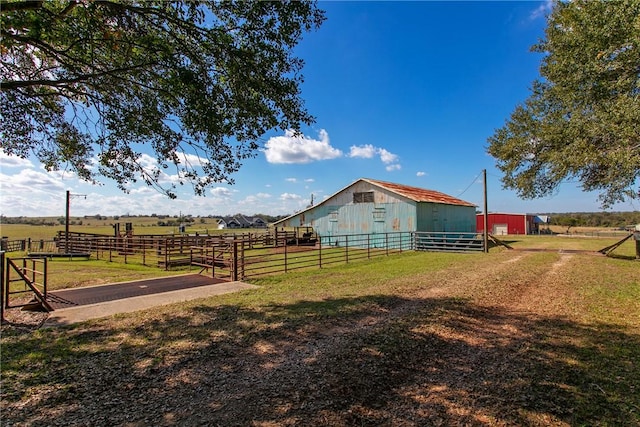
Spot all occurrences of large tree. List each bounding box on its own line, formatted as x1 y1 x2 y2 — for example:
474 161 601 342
487 0 640 208
1 0 324 197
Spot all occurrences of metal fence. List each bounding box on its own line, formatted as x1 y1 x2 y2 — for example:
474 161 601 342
414 232 484 252
1 231 485 281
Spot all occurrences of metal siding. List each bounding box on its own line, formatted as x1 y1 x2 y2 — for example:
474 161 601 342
418 203 476 232
279 181 474 235
476 213 528 235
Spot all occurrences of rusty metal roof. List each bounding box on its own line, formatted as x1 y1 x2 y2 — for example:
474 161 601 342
364 178 476 207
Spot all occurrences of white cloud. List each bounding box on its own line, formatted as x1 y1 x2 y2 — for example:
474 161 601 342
304 178 315 183
210 186 233 198
263 129 342 164
349 144 401 169
0 169 70 216
178 152 210 167
280 192 302 201
378 148 398 164
0 168 66 193
285 177 297 183
530 0 553 20
348 144 377 159
128 187 157 196
416 171 426 177
0 151 34 169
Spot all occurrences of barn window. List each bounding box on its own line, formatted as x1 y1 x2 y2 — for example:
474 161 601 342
329 210 338 221
353 191 374 203
372 208 385 222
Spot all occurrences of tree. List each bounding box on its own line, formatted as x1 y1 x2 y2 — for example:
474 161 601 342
487 0 640 208
1 0 325 198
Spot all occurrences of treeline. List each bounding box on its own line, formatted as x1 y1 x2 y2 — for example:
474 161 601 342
0 213 290 226
549 211 640 228
0 216 62 226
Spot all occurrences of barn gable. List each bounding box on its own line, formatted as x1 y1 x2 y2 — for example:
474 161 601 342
274 178 476 235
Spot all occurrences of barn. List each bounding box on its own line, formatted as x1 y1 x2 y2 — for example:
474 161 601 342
476 213 544 235
273 178 477 236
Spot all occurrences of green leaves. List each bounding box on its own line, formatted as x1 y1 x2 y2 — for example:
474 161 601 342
488 0 640 208
1 0 325 198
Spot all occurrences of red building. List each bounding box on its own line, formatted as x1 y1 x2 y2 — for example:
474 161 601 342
476 213 543 235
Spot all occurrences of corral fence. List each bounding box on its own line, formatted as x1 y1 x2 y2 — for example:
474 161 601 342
1 252 51 320
1 230 485 281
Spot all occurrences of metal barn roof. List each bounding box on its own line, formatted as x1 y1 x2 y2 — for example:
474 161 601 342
363 178 476 207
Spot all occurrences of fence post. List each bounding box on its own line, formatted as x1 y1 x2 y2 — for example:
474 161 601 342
345 235 349 263
210 245 215 278
284 239 288 273
164 239 168 270
232 240 239 281
367 234 371 259
241 239 245 279
386 233 390 255
318 236 323 268
1 251 5 322
43 257 48 299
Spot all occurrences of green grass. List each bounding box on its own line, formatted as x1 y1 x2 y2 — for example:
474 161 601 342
503 234 638 257
2 238 639 425
0 217 237 240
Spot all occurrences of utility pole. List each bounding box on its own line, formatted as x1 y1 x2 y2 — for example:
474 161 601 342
483 169 489 253
65 190 86 254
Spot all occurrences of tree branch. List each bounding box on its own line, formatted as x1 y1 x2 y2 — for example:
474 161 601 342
0 0 43 13
1 61 159 90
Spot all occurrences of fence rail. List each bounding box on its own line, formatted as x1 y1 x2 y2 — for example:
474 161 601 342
2 231 485 283
414 232 484 252
3 256 50 312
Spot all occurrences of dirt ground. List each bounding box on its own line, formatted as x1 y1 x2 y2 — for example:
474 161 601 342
2 250 638 426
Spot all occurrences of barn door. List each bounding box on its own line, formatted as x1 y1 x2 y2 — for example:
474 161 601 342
327 210 338 246
372 208 385 248
493 224 508 236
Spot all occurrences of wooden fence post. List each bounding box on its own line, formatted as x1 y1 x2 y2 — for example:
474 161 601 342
1 251 5 322
232 240 239 281
284 239 288 273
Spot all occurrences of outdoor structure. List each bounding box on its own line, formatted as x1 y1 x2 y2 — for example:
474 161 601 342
476 213 549 235
217 215 267 229
273 178 477 236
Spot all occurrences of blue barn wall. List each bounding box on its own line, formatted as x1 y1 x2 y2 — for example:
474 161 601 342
276 180 476 236
416 203 476 232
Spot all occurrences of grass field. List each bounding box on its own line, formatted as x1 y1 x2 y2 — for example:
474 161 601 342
1 235 639 425
0 216 230 240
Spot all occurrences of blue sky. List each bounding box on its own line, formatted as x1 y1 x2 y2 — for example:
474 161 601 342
1 0 637 218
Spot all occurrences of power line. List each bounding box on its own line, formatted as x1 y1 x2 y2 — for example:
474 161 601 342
457 171 483 198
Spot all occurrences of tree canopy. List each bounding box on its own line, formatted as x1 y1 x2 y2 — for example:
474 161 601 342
1 0 325 198
487 0 640 208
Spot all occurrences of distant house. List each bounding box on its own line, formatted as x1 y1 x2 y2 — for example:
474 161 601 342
476 213 550 235
217 215 267 229
217 216 242 229
272 178 477 236
245 216 268 228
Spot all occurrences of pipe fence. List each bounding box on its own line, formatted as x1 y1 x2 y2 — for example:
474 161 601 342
2 231 485 282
